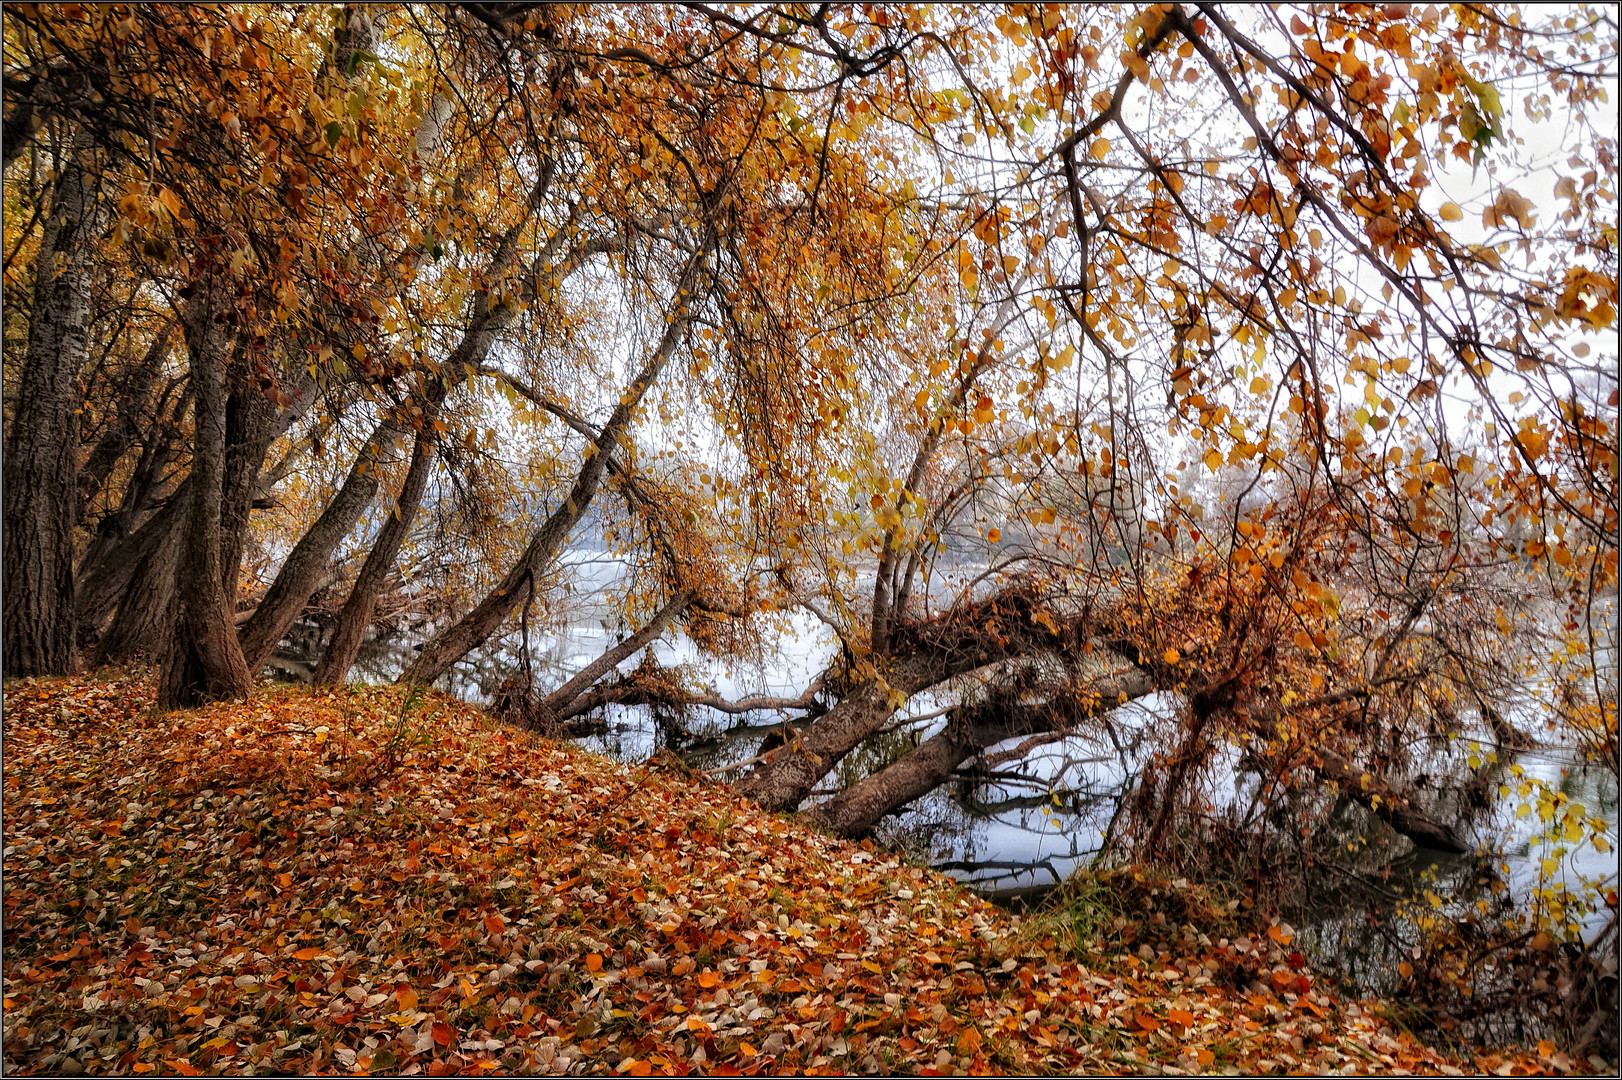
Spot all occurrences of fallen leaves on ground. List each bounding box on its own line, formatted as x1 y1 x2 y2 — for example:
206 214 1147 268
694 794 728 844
1 673 1588 1075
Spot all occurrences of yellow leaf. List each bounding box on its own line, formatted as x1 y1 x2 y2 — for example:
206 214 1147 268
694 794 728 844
1090 137 1110 160
1439 202 1464 222
1163 648 1180 664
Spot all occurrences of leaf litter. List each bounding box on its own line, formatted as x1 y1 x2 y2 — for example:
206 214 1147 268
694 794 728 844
1 673 1585 1076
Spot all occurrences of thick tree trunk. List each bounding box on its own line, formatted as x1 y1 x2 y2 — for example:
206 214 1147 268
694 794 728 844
158 287 255 708
734 590 1070 812
74 480 188 643
219 365 278 601
313 419 439 684
1312 744 1469 853
403 247 708 686
3 152 99 677
806 668 1156 837
93 532 180 665
236 417 397 671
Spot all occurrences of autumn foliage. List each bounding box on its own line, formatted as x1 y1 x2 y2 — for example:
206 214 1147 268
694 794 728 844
2 1 1618 1068
0 672 1594 1076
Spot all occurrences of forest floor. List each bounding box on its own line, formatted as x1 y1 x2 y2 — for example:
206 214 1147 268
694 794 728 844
0 672 1588 1076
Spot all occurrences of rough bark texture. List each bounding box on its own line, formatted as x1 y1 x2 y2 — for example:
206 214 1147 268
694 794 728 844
93 531 180 665
236 417 396 672
219 365 278 600
734 590 1073 812
806 668 1157 837
403 247 708 686
3 153 98 677
312 419 438 685
74 481 188 642
159 287 255 708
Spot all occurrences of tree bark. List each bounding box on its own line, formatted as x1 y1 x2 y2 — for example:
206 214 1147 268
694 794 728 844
312 417 439 685
235 417 398 671
402 245 709 686
158 286 255 707
806 668 1156 837
3 150 100 677
535 590 695 718
78 324 173 514
1312 743 1469 853
218 360 279 601
734 589 1073 812
74 479 188 642
93 530 180 665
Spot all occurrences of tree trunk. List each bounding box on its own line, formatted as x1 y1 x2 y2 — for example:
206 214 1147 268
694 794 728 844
2 151 99 677
313 418 439 685
158 286 254 708
236 417 397 671
1312 743 1468 853
74 480 188 642
93 531 180 665
535 590 695 718
806 668 1156 837
219 360 278 602
734 590 1071 812
403 246 708 686
78 324 173 513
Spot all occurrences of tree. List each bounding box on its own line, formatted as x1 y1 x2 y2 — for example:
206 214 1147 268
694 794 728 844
4 4 1614 894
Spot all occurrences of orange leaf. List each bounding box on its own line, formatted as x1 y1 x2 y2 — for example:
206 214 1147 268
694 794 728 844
132 1066 154 1074
275 873 292 889
1133 1013 1161 1033
396 986 418 1011
628 1061 653 1076
1168 1008 1195 1027
739 1042 758 1057
585 953 603 973
292 947 321 961
167 1061 202 1077
695 970 719 988
431 1021 454 1047
1267 923 1294 945
484 913 506 936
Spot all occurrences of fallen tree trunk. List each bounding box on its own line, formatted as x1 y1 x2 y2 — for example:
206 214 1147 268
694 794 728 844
734 589 1081 813
533 590 695 720
1313 742 1469 853
805 667 1156 837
